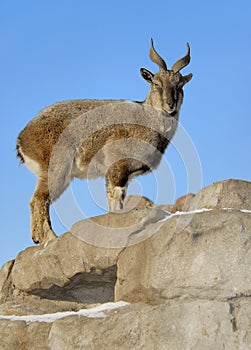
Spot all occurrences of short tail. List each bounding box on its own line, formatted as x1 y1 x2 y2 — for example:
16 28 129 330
16 143 24 165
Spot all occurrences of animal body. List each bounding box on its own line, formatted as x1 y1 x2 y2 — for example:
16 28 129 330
16 39 192 245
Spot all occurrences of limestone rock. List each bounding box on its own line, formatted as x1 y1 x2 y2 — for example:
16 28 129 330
0 300 250 349
70 206 168 248
0 207 169 306
188 178 251 210
0 294 89 316
46 301 244 350
171 192 195 212
124 195 154 210
115 209 251 303
159 193 195 213
0 179 251 349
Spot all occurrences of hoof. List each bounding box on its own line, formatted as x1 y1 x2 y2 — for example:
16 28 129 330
32 232 41 245
32 229 57 246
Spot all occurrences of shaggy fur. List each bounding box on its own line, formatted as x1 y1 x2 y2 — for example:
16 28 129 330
16 40 192 244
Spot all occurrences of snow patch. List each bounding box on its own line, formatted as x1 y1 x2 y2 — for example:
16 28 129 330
163 208 251 217
240 209 251 214
0 301 129 324
170 208 213 216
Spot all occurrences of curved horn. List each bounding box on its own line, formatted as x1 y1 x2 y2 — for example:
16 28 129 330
171 43 191 73
149 38 167 71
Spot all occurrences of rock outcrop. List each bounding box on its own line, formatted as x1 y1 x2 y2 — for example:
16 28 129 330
0 179 251 349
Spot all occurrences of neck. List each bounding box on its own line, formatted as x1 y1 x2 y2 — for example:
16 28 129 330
143 96 181 121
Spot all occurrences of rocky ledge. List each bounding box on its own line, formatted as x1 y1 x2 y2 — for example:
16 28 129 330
0 179 251 349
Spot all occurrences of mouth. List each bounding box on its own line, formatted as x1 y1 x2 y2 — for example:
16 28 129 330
163 104 176 115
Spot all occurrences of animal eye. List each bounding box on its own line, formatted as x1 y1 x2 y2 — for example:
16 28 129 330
153 81 161 88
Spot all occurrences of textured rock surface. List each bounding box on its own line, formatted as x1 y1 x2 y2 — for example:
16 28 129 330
0 207 168 305
0 300 250 349
0 179 250 349
116 209 251 303
124 195 154 210
188 178 251 211
159 193 195 213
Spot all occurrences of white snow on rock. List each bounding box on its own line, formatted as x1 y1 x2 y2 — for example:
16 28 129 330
0 301 129 324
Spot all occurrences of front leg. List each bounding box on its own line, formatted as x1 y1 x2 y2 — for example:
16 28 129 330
105 163 128 212
30 178 57 245
106 182 127 212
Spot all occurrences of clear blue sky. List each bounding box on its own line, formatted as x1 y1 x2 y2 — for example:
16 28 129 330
1 0 251 267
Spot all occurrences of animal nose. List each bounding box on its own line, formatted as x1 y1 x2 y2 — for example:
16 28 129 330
164 99 175 109
163 99 176 114
163 97 175 109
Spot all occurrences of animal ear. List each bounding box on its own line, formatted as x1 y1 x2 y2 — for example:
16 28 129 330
140 68 154 83
183 73 193 85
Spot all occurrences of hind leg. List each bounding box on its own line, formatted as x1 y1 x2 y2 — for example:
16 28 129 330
30 177 57 245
